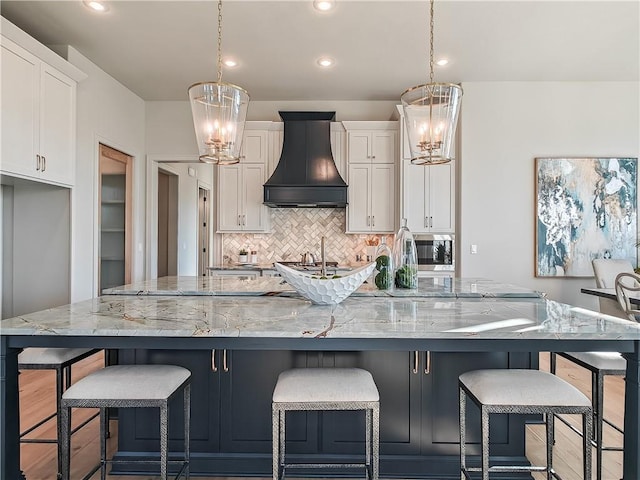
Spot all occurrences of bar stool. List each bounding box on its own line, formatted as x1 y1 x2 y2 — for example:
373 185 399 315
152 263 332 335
18 347 101 476
459 369 592 480
60 364 191 480
272 368 379 480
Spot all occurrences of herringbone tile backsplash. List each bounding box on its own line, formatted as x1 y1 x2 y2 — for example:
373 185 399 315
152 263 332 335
222 208 392 265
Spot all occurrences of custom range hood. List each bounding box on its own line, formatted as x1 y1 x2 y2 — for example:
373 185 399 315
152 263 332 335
263 111 347 207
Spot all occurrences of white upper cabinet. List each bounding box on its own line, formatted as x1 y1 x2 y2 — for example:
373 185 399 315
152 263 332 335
402 159 455 233
1 33 79 187
217 125 271 233
343 122 398 233
346 129 396 164
240 130 268 164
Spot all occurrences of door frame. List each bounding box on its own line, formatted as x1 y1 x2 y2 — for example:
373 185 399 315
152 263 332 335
146 155 220 280
92 136 136 297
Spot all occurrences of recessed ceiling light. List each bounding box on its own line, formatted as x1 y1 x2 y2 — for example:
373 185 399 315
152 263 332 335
313 0 335 12
83 1 108 12
224 59 238 68
317 57 334 68
436 59 449 66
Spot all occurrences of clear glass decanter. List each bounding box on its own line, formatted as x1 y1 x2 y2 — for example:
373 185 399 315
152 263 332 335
374 236 394 291
393 218 418 289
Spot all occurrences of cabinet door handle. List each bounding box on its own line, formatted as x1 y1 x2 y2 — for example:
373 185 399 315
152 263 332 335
425 217 428 228
223 349 229 372
211 350 218 372
366 215 370 226
36 154 41 171
371 155 376 160
243 214 246 226
372 215 375 227
412 350 419 374
41 156 46 172
424 351 431 375
430 216 433 228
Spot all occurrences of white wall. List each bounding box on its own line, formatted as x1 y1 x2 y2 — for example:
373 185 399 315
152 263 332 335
459 81 640 308
67 47 146 302
145 100 399 152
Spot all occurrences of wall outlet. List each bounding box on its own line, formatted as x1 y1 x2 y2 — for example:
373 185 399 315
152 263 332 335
470 244 478 254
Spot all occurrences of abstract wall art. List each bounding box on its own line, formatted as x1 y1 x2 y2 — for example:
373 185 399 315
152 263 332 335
535 157 637 277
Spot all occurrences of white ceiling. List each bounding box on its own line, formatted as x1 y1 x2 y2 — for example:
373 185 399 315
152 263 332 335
1 0 638 102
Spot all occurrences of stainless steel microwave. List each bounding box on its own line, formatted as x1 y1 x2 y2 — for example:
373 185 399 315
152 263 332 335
413 234 455 271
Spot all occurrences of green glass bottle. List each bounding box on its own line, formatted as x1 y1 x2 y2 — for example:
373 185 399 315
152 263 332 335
393 219 418 289
374 236 394 291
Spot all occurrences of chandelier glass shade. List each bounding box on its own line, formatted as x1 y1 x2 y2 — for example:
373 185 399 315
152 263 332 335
401 0 462 165
400 82 462 165
188 81 249 164
188 0 249 165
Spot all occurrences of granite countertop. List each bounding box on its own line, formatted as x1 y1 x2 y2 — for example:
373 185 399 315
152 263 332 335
101 276 546 299
2 294 639 341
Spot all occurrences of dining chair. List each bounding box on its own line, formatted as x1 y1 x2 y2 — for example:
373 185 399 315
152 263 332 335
614 271 640 321
549 258 632 480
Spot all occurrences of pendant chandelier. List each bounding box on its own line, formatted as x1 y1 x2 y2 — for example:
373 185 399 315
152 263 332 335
188 0 249 165
400 0 462 165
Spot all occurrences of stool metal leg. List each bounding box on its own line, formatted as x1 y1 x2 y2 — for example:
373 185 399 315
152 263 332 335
160 403 168 480
459 387 466 480
100 408 107 480
372 404 379 480
272 405 280 480
481 406 489 480
546 410 554 480
279 407 286 476
595 372 604 480
60 405 71 480
184 384 191 480
366 408 372 478
583 410 593 480
56 366 66 478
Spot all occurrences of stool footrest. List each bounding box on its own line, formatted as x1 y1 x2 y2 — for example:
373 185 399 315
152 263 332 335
284 463 367 469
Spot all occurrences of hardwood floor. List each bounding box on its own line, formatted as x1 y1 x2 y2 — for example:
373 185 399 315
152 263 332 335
20 352 624 480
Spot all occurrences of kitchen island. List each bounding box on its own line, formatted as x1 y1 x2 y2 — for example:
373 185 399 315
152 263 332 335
1 280 639 479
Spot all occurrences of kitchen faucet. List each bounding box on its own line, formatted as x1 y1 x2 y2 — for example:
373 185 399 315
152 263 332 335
320 236 326 278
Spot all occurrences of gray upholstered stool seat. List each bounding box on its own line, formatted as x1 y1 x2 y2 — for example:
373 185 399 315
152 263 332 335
558 351 626 374
60 364 191 480
459 369 592 480
18 347 101 477
272 368 379 480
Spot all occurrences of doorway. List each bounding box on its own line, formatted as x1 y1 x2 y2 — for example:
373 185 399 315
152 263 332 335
99 144 132 292
157 169 178 277
198 186 211 276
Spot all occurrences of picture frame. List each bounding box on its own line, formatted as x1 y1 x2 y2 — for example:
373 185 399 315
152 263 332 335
535 157 637 277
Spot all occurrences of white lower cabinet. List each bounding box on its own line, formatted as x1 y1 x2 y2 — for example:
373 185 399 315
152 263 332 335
1 36 76 186
217 163 270 232
347 164 395 233
402 159 454 233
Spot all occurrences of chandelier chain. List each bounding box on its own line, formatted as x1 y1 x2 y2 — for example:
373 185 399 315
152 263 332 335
217 0 223 83
429 0 434 83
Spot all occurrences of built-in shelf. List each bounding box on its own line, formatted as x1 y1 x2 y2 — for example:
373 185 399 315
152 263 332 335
101 228 125 233
101 199 125 204
101 256 125 262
